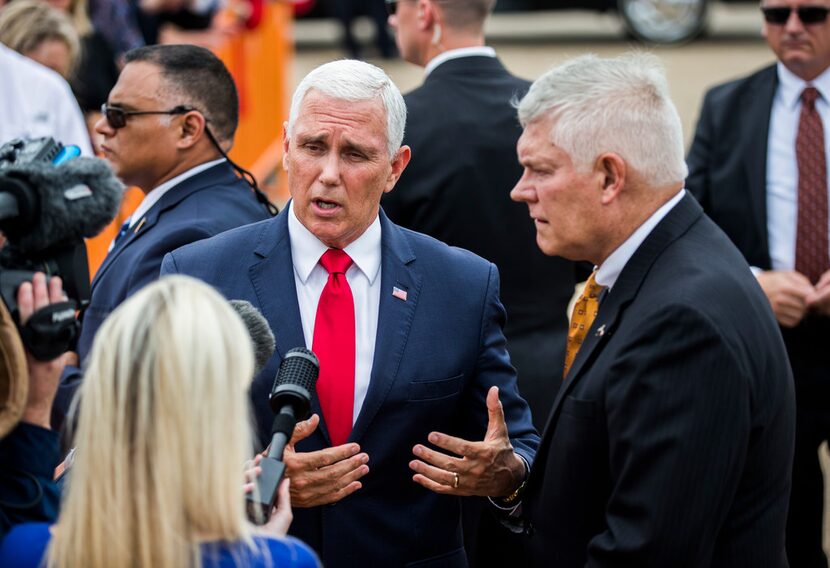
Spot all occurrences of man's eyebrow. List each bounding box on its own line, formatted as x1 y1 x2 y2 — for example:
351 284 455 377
341 138 379 157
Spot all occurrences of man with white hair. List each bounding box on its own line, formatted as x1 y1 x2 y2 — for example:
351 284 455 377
510 53 794 566
161 59 538 567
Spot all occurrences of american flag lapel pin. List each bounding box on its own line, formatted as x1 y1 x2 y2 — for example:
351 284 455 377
392 286 408 301
595 324 606 337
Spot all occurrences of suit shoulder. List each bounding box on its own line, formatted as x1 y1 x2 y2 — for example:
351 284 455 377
169 215 274 264
701 65 775 107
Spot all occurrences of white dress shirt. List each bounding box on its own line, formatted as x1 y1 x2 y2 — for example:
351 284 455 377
424 46 497 77
596 189 686 290
766 62 830 271
288 201 382 425
0 44 93 156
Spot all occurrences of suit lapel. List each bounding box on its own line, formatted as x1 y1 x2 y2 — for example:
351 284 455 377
741 65 777 266
528 194 705 491
350 212 421 444
91 163 239 292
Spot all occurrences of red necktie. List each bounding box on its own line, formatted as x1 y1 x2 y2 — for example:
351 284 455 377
312 249 355 446
796 87 830 285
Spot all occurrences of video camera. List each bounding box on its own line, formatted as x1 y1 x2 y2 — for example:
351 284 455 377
0 137 123 360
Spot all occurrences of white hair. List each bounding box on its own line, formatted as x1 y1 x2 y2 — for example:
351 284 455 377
517 52 688 187
287 59 407 158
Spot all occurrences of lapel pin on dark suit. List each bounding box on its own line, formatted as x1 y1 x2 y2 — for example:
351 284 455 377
595 324 606 337
392 286 407 301
133 217 147 235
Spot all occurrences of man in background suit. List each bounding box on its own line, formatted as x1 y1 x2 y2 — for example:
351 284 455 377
161 59 538 567
686 2 830 564
384 0 577 432
511 53 794 566
54 44 272 423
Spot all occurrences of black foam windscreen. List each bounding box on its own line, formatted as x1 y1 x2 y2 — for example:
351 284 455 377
269 347 319 420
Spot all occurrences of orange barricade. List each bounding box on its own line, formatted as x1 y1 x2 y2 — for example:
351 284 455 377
85 2 293 278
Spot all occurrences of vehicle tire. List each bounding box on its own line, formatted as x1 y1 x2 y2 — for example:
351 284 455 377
617 0 707 44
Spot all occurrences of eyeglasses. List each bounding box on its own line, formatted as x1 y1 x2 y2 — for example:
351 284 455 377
761 5 830 24
384 0 413 16
100 103 194 129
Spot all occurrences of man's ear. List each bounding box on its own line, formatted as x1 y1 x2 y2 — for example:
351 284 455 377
282 122 290 170
385 146 412 193
596 153 626 205
178 111 206 149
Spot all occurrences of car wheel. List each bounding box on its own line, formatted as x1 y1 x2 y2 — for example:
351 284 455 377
617 0 707 44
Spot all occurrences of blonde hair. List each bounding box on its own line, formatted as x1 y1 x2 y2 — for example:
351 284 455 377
63 0 93 37
0 0 80 77
49 275 258 568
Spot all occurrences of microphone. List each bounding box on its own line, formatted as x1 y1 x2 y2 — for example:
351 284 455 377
0 155 124 254
229 300 275 375
247 347 319 523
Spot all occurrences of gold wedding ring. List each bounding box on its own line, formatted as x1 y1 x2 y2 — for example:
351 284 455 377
452 473 459 489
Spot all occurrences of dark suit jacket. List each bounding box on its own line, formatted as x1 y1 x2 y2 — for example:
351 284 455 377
523 194 794 566
54 162 271 423
0 424 61 540
160 207 539 567
686 65 830 405
382 55 577 426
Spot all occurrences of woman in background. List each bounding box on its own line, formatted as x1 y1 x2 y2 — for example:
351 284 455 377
0 0 79 78
0 275 318 568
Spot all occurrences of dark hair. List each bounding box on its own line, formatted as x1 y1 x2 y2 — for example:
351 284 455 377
125 44 239 143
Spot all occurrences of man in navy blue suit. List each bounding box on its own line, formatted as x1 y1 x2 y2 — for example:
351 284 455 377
54 45 272 423
161 59 538 567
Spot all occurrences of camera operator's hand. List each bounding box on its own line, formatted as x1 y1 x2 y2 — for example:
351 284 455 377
18 273 70 429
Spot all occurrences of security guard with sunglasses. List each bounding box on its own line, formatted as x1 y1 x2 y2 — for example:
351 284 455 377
52 44 274 427
687 2 830 566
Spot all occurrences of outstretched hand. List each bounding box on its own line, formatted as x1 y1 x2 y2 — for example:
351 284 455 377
409 386 525 497
283 413 370 507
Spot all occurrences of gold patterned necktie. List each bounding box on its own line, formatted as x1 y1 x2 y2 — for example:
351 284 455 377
564 272 604 378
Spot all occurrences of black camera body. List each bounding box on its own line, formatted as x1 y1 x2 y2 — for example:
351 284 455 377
0 137 123 360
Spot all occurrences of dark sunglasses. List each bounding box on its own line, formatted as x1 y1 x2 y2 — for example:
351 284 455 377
100 103 194 129
384 0 412 16
761 5 830 24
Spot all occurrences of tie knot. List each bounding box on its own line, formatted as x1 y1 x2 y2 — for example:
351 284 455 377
803 87 821 107
583 272 604 300
320 249 353 275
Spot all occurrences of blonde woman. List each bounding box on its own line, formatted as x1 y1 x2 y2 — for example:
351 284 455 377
0 275 319 568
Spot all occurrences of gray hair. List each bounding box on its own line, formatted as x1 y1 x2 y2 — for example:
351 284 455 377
287 59 407 158
517 52 688 187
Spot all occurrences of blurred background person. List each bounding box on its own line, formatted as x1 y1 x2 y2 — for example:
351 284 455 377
0 0 79 78
45 0 120 138
330 0 395 59
686 0 830 564
0 275 319 568
0 15 91 153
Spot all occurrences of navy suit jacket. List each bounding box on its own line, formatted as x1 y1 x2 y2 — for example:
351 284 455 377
686 64 830 404
54 162 271 424
160 207 538 567
523 194 795 566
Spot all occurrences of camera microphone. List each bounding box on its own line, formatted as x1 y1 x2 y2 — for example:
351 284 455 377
247 347 319 523
0 155 124 254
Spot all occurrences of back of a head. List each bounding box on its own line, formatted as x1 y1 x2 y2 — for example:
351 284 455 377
439 0 495 32
51 275 256 568
287 59 407 158
0 0 80 77
517 52 688 187
124 44 240 145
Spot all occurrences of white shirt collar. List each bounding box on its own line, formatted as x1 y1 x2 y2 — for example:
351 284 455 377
595 189 686 290
128 158 226 228
776 61 830 110
287 200 382 285
424 46 496 77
